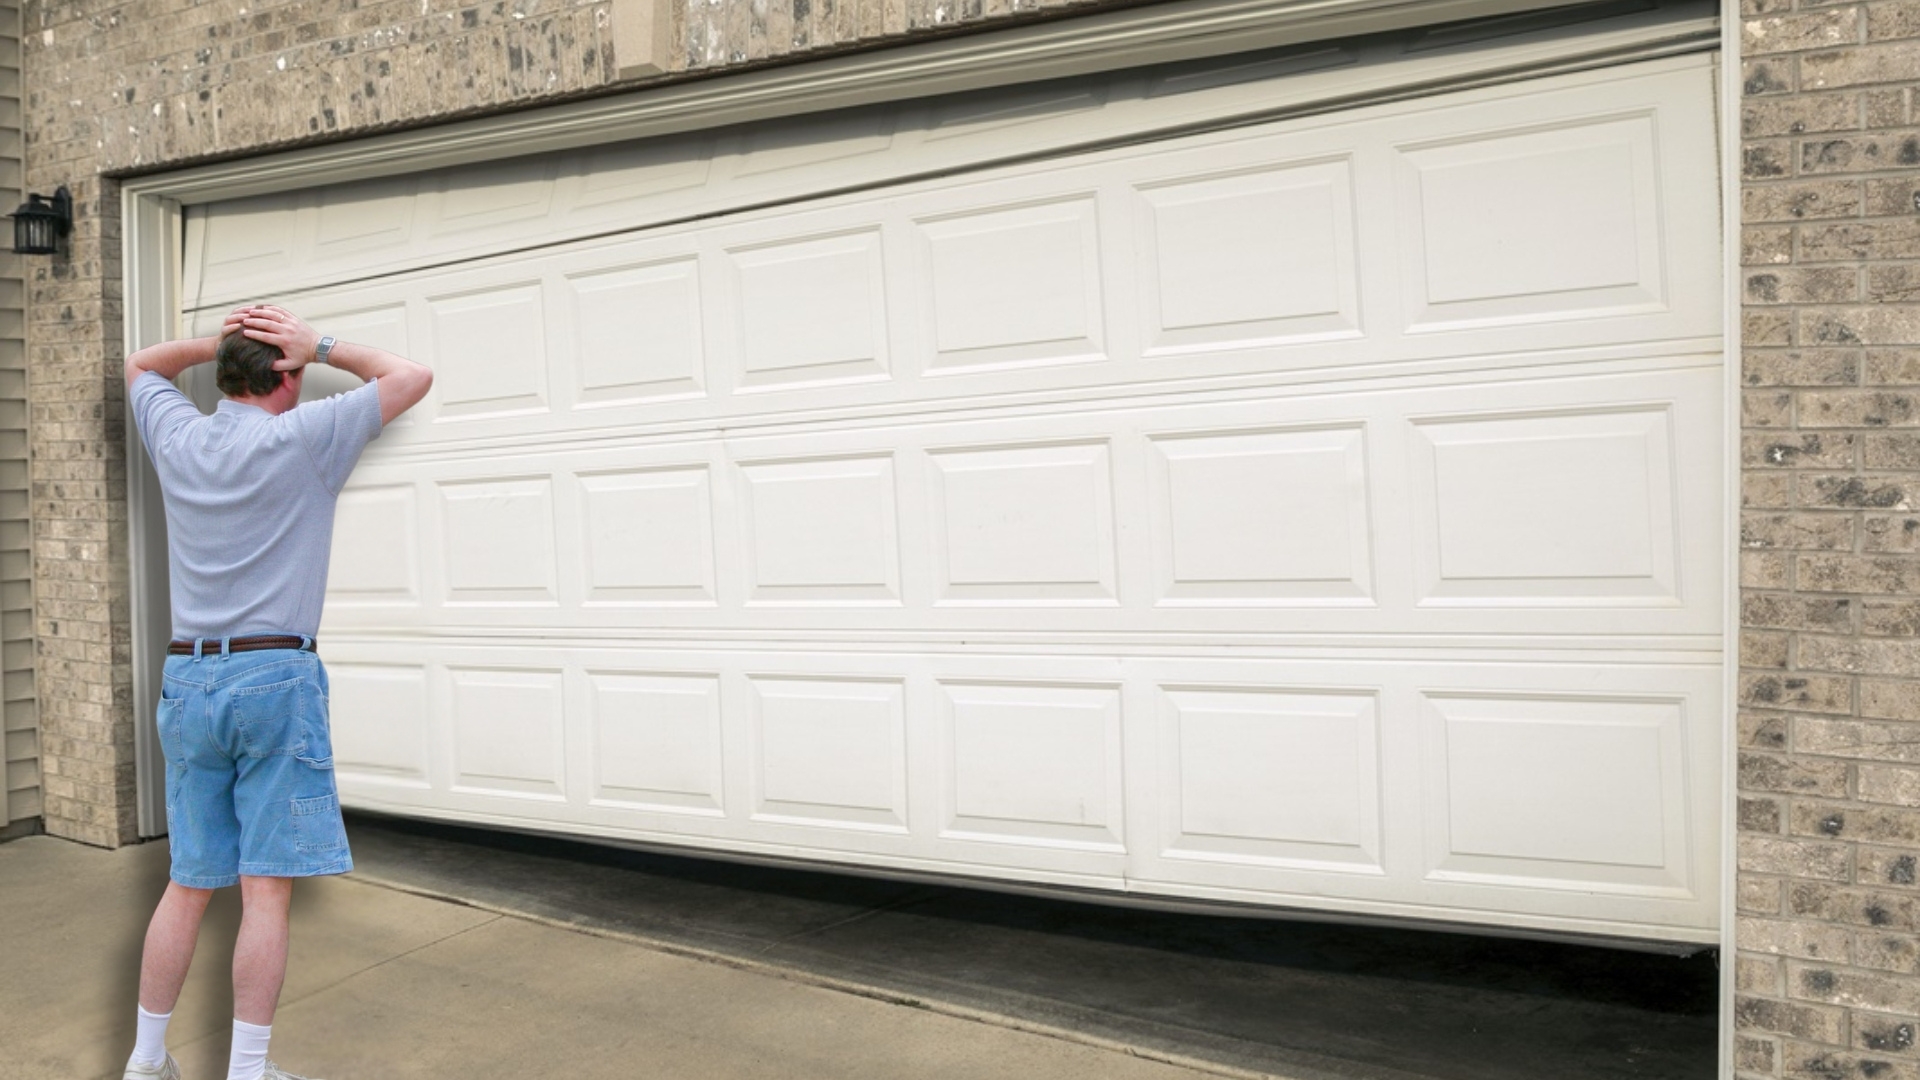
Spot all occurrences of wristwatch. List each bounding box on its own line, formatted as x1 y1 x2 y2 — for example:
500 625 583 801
315 335 337 365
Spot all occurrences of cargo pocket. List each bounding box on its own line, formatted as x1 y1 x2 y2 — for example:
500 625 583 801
232 677 310 759
291 792 348 855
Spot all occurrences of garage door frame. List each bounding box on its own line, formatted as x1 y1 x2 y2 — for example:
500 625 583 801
119 0 1744 1070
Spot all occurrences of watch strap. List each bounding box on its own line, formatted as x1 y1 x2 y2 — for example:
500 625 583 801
315 335 337 365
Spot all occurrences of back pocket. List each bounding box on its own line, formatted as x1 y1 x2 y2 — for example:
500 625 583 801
231 677 310 759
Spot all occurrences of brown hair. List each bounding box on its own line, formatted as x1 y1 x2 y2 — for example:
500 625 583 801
215 332 286 398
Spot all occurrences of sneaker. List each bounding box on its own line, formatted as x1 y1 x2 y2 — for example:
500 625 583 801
123 1055 180 1080
262 1062 321 1080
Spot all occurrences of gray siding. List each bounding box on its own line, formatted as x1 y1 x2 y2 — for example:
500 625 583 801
0 0 34 830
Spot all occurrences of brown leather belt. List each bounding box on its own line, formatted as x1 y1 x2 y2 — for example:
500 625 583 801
167 635 316 656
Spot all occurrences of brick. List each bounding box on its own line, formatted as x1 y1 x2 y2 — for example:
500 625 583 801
1738 994 1850 1043
1740 1033 1783 1073
1800 130 1920 176
1804 40 1920 89
1743 672 1854 713
1796 717 1920 762
1866 0 1920 41
1864 434 1920 470
1865 175 1920 216
1865 347 1920 383
1749 268 1862 304
1752 311 1798 346
1748 471 1796 508
1742 593 1851 632
1741 954 1788 996
1749 550 1793 588
1747 92 1863 138
1747 179 1866 222
1744 794 1787 832
1751 511 1850 549
1749 9 1862 53
1801 390 1920 426
1791 801 1920 844
1744 349 1862 386
1792 962 1920 1013
1746 711 1792 750
1863 515 1920 553
1865 601 1920 637
1741 916 1856 960
1781 1042 1920 1080
1854 1015 1918 1054
1748 630 1793 669
1743 834 1855 881
1860 846 1920 888
1799 636 1920 677
1799 474 1909 508
1747 389 1797 428
1745 875 1788 914
1747 224 1798 265
1862 679 1920 721
1868 268 1920 306
1747 58 1800 96
1802 219 1920 262
1797 554 1920 593
1746 750 1853 795
1789 881 1920 930
1864 87 1912 127
1800 307 1920 347
1854 932 1920 973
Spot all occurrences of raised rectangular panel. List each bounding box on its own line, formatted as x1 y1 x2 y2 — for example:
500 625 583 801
1398 114 1665 330
579 468 716 605
1411 407 1679 603
191 195 298 296
1137 159 1360 351
939 682 1123 850
929 441 1116 604
429 283 550 419
428 157 555 236
313 177 417 260
567 258 705 406
918 198 1105 371
728 230 889 389
328 664 429 788
738 454 899 604
439 477 558 604
450 668 566 800
750 676 906 831
1423 693 1692 896
1161 687 1381 871
573 138 712 208
731 112 894 177
1148 426 1372 604
588 672 723 813
328 485 419 604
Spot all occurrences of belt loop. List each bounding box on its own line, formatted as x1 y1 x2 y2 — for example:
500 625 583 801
220 635 232 659
192 637 205 660
300 635 313 653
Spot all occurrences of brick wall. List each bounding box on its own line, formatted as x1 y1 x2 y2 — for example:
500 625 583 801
1736 0 1920 1073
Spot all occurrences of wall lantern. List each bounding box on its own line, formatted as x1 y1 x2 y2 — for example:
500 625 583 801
9 187 72 255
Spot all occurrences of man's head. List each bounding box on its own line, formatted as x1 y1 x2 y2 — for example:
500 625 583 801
215 331 287 398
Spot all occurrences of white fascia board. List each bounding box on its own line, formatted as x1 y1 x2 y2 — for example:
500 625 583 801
123 0 1622 205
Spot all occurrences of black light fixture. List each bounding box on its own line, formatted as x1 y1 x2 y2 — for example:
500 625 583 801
9 187 72 255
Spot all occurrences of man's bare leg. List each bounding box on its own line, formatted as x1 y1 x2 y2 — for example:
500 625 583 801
139 882 214 1012
227 876 294 1080
129 882 214 1074
233 875 293 1025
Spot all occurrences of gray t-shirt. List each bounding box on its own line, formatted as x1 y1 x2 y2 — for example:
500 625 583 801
131 371 383 640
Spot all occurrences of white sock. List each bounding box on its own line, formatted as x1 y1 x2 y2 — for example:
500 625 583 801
130 1005 171 1068
226 1018 272 1080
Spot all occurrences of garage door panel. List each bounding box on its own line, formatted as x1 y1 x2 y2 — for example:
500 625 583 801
325 363 1718 637
322 643 1719 937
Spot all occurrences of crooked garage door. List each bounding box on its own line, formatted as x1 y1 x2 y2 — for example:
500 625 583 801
176 39 1725 942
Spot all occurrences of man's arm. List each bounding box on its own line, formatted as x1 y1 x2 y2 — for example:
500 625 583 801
123 307 250 389
240 305 434 425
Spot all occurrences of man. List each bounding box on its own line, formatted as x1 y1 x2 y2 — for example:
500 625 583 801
121 305 433 1080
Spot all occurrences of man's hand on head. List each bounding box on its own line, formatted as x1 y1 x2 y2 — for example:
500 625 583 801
235 306 322 372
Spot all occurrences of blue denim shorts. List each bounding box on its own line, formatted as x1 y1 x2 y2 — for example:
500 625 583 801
157 645 352 888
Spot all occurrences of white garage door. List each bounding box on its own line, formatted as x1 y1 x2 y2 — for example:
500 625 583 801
178 42 1724 942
